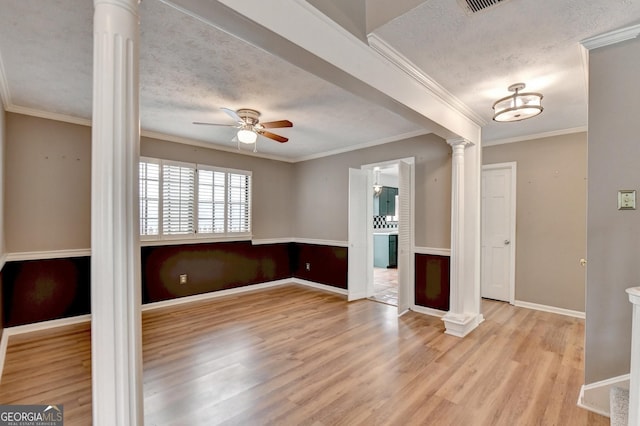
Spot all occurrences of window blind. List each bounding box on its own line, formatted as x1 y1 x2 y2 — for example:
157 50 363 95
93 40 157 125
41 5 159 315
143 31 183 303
139 160 160 236
162 162 195 236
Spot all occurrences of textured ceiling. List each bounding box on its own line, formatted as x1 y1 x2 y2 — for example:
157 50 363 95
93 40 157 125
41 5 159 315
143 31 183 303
376 0 640 142
0 0 639 160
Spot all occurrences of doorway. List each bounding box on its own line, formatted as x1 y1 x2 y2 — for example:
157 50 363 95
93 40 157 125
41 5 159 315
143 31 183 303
481 162 516 303
348 158 414 315
370 164 400 306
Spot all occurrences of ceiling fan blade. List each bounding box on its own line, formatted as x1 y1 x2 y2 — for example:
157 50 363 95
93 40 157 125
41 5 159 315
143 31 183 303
221 107 243 123
258 130 288 143
260 120 293 129
193 121 236 127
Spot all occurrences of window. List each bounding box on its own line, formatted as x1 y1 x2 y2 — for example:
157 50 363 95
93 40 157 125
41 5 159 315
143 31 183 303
139 160 160 236
139 158 252 240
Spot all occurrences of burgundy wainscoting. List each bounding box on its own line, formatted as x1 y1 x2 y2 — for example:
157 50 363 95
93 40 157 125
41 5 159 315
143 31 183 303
415 253 450 311
141 241 292 303
2 257 91 327
290 243 348 289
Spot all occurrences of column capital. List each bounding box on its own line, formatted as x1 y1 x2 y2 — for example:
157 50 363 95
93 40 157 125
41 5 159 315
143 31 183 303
446 137 473 148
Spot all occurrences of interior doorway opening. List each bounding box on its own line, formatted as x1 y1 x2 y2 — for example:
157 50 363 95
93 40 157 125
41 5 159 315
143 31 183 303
353 158 414 315
369 163 400 306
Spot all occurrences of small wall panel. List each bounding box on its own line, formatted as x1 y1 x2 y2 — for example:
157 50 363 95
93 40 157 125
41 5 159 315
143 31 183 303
141 241 292 303
2 257 90 327
291 243 348 289
415 253 450 311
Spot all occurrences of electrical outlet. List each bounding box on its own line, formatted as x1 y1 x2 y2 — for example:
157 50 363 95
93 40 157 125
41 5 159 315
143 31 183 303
179 274 188 285
305 262 311 271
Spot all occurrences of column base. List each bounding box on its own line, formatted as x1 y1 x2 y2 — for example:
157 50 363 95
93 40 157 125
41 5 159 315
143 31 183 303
442 312 485 338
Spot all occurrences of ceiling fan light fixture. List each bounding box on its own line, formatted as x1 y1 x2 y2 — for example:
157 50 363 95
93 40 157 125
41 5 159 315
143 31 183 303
237 127 257 144
493 83 543 122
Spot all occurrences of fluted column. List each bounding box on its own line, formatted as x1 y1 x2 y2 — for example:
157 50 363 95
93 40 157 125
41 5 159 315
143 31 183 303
91 1 143 425
442 137 483 337
627 287 640 426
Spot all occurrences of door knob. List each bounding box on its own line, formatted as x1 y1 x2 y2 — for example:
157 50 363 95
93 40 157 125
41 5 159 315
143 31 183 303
504 240 511 245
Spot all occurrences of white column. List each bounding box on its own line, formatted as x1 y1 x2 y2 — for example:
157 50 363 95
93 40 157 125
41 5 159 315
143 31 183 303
442 137 483 337
91 1 143 425
627 287 640 426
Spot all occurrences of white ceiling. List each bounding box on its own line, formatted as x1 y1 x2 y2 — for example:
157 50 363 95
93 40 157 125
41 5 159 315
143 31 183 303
0 0 639 161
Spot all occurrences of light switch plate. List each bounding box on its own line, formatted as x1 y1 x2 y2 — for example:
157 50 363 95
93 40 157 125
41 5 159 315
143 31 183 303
618 190 636 210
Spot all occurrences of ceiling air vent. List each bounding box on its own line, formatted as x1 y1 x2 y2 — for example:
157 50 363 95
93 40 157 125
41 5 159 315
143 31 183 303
457 0 509 14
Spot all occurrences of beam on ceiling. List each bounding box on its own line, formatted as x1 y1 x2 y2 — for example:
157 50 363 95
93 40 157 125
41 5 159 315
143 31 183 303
161 0 481 144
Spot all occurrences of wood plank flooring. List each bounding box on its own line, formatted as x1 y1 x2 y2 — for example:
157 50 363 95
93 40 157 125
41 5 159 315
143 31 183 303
0 284 607 425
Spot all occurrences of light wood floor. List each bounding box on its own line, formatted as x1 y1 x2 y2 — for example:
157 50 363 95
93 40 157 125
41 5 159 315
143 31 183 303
371 267 398 306
0 284 607 425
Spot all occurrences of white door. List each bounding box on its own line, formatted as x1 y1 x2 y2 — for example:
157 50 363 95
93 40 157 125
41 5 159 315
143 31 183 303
481 163 516 302
348 168 371 301
397 161 412 315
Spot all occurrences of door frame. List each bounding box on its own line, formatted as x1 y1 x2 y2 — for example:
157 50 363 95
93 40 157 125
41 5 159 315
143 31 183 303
481 162 517 304
360 157 415 314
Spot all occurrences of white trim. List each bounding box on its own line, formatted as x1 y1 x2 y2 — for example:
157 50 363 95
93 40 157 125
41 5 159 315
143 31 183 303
0 253 7 271
0 50 11 110
579 45 589 103
5 105 92 127
514 300 585 319
578 374 630 418
0 314 92 384
411 305 447 318
483 126 587 147
251 237 292 245
292 238 348 247
5 248 91 261
581 23 640 50
367 34 486 127
141 279 293 311
295 130 429 162
414 246 451 257
291 278 348 296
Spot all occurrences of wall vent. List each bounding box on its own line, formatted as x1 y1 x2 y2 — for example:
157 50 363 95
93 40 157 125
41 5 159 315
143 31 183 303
457 0 509 14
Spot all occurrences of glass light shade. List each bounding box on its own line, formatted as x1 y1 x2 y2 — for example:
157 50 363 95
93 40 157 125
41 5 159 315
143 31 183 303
373 184 383 196
237 128 257 144
493 91 543 122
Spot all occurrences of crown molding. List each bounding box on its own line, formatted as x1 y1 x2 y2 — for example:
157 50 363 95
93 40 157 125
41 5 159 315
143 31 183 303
367 33 487 127
580 23 640 50
6 104 92 127
0 51 10 110
140 130 295 163
483 126 587 147
293 129 429 162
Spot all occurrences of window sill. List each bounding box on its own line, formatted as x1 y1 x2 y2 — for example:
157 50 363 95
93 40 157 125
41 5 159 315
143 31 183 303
140 234 252 247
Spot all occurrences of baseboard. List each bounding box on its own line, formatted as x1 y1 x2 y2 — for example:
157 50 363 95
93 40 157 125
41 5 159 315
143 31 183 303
412 305 447 318
578 374 630 417
141 279 294 311
0 314 92 384
290 278 348 296
514 300 586 319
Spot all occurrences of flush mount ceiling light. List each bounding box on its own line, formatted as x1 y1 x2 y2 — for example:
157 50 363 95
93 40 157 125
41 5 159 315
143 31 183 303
492 83 543 122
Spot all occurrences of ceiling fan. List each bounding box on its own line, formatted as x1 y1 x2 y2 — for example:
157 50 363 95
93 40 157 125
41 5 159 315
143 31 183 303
194 108 293 151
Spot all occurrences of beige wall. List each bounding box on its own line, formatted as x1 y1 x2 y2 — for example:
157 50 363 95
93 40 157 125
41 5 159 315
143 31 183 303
4 114 297 252
140 137 295 240
5 113 92 252
483 132 587 312
585 38 640 384
293 133 452 248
